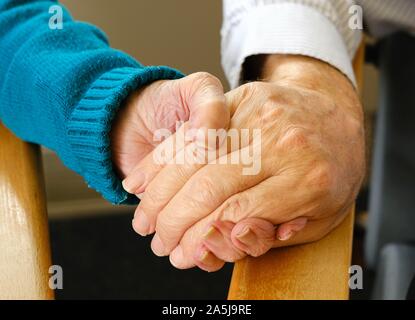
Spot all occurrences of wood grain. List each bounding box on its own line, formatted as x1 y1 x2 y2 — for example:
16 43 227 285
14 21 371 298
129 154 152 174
228 42 365 300
228 209 355 300
0 123 54 300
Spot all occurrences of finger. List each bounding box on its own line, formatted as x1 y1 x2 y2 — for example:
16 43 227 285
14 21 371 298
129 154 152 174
224 82 250 117
271 208 350 248
152 149 269 256
275 217 308 241
201 221 245 262
230 217 307 257
135 109 247 237
133 146 204 236
230 218 276 257
169 219 228 271
167 210 330 270
122 122 189 195
172 216 306 265
204 173 318 226
134 137 229 236
169 211 334 271
194 245 225 272
165 174 321 263
181 72 230 139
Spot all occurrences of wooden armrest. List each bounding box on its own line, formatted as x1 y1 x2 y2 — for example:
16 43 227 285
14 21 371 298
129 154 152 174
228 42 365 300
228 208 355 299
0 123 53 299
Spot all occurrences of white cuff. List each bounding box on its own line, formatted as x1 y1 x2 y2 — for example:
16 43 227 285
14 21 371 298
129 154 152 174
221 3 359 88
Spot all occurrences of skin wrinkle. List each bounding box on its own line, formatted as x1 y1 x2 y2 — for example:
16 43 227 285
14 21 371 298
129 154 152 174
144 83 187 134
134 88 162 142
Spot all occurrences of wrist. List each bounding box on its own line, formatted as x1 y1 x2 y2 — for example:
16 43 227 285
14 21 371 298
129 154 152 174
263 55 350 90
262 54 362 118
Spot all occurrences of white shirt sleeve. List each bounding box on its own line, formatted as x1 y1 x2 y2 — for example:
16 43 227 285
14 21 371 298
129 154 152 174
221 0 362 88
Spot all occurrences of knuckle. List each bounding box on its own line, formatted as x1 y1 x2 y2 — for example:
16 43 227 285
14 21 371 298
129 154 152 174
191 71 221 87
278 126 309 150
192 71 212 80
260 99 278 115
246 236 274 258
306 161 333 195
260 101 284 125
187 176 218 208
346 115 364 138
174 164 192 180
239 81 263 95
155 217 178 244
141 186 163 211
217 195 249 222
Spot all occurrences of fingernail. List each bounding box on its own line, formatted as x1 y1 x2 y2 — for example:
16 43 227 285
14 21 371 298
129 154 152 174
122 171 145 194
122 178 133 193
198 249 215 265
132 209 150 236
278 230 294 241
235 227 257 247
170 245 184 268
236 226 251 238
136 192 144 200
202 226 226 249
151 234 167 256
203 225 219 240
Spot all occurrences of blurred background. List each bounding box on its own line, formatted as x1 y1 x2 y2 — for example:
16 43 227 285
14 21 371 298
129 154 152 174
45 0 381 299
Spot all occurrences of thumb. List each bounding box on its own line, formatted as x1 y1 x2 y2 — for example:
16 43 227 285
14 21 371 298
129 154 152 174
180 72 228 129
178 72 229 150
230 218 276 257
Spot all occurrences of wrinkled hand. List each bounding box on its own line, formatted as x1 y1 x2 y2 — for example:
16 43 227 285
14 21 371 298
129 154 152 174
110 72 229 179
124 56 365 272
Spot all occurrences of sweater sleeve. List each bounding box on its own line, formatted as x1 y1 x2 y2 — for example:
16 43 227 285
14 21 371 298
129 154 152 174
0 0 184 204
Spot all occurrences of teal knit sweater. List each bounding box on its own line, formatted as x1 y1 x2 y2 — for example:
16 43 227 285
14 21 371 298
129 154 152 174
0 0 183 204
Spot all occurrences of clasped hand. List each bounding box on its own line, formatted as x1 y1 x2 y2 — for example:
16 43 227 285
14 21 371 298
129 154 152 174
111 55 365 272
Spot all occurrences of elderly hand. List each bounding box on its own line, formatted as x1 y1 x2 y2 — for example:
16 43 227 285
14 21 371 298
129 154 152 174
124 55 365 272
110 72 229 179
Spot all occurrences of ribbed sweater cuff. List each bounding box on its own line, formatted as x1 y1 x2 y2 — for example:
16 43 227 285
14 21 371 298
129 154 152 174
67 66 184 205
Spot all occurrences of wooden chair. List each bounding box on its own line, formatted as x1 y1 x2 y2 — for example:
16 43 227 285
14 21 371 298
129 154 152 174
228 43 366 300
0 126 54 299
0 43 365 300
